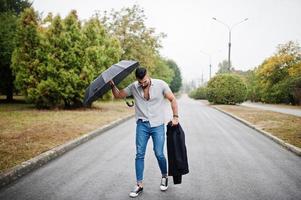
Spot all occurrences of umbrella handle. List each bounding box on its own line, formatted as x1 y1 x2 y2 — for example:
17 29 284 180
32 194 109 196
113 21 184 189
113 84 134 107
124 99 134 107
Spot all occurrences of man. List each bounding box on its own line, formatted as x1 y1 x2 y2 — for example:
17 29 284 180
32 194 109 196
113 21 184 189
110 67 179 198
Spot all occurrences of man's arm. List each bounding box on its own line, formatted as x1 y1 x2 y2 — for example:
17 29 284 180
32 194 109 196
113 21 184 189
110 81 128 99
165 91 179 125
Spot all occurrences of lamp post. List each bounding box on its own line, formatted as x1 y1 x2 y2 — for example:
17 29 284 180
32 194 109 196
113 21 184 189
212 17 248 71
200 50 212 80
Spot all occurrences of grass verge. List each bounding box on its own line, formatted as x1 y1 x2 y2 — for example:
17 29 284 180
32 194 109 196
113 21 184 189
0 100 134 173
213 105 301 148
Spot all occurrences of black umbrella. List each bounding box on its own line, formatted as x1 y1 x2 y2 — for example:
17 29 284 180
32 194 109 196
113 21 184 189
83 60 139 107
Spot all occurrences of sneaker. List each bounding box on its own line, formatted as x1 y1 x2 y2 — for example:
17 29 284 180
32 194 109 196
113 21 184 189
129 185 143 198
160 177 168 191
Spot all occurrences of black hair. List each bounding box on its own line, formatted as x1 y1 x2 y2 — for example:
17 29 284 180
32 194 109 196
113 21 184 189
135 67 147 79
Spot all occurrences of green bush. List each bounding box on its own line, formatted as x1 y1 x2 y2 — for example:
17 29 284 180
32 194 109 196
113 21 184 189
207 74 247 104
189 86 207 99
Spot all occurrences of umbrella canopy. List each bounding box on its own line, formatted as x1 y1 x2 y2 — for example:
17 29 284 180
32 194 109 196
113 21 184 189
83 60 139 106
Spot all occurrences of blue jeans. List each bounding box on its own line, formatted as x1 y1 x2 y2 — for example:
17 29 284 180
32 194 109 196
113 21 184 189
135 119 167 183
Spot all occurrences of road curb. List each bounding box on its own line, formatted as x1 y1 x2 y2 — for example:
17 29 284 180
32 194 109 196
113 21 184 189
0 114 134 189
212 106 301 157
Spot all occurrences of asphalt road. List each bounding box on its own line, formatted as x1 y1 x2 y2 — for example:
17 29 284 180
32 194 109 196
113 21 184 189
1 96 301 200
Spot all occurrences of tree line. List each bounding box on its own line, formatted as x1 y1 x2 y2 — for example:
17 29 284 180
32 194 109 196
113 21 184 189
190 41 301 105
0 1 182 108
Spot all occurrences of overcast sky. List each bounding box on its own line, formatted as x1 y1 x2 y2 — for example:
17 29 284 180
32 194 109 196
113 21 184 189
33 0 301 82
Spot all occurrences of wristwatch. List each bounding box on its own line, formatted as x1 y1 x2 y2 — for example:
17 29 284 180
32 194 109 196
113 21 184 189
173 115 179 118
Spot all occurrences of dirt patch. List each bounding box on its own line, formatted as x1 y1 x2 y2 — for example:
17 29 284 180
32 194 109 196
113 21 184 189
213 105 301 148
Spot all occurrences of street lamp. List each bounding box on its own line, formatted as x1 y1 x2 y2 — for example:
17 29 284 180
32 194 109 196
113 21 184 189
200 50 212 79
212 17 248 71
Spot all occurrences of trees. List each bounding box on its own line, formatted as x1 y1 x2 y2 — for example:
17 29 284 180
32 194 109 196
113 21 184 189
152 56 174 84
81 15 121 101
0 12 17 101
12 8 42 101
12 9 121 108
0 0 31 14
216 59 233 74
100 5 171 87
38 11 89 108
288 61 301 105
0 0 31 101
166 59 182 93
8 4 180 108
255 41 301 104
101 5 165 65
216 41 301 105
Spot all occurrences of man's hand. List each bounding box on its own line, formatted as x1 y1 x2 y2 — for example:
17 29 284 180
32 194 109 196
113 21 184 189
109 80 115 88
109 80 128 99
171 116 179 126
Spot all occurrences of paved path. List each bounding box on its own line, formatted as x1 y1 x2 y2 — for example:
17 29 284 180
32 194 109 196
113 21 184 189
0 96 301 200
242 102 301 117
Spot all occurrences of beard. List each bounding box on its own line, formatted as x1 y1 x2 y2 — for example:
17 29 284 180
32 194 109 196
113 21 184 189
142 84 149 89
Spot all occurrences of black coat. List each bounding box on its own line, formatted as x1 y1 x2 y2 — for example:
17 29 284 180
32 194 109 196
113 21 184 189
166 122 189 184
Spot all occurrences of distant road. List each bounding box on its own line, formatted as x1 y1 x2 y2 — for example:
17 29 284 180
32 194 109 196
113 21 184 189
1 96 301 200
242 102 301 117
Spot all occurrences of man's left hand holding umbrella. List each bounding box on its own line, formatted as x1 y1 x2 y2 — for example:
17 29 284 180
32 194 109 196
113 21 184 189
109 80 127 98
